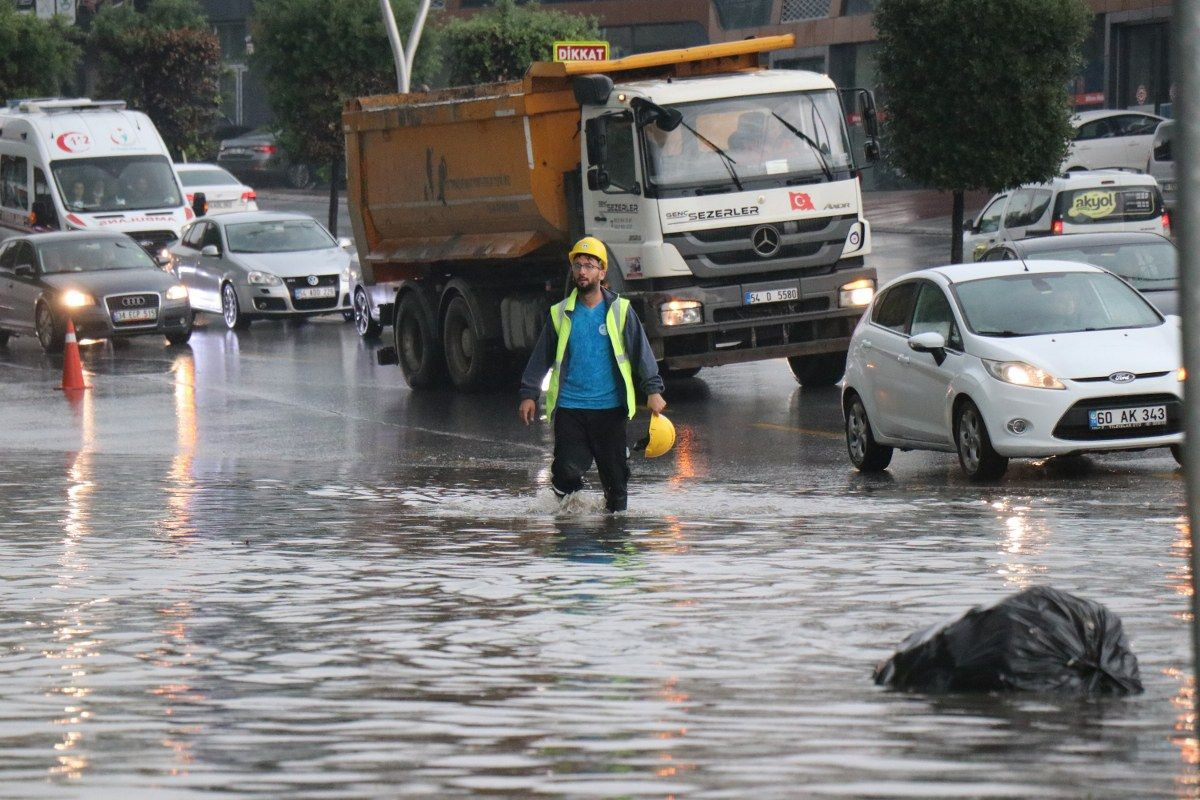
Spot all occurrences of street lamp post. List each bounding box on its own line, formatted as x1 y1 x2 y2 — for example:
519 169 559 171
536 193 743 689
380 0 432 93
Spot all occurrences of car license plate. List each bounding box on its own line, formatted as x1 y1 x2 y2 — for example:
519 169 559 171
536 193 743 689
744 287 798 305
1162 181 1176 194
1088 405 1167 430
294 287 336 299
111 307 158 323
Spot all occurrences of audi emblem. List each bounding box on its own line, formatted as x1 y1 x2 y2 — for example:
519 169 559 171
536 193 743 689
1108 371 1136 384
121 296 147 307
307 275 319 286
750 225 781 258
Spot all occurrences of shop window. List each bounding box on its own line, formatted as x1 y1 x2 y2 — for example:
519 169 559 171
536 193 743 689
842 0 877 14
714 0 773 28
602 23 707 58
781 0 832 23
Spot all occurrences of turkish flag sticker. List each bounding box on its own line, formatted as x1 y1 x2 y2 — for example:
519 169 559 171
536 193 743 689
789 191 815 211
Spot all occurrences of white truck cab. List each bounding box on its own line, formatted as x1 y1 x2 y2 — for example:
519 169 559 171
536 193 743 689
0 98 190 261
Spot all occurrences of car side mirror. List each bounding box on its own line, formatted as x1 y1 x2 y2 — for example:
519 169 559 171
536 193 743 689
338 237 353 249
192 192 208 218
201 244 220 257
907 331 947 365
963 219 976 232
13 264 34 278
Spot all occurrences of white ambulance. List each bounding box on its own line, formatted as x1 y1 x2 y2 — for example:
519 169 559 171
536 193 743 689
0 98 191 261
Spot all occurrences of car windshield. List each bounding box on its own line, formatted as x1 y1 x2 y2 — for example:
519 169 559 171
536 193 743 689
225 219 336 253
38 237 157 274
642 89 853 192
1022 241 1177 290
51 155 183 213
955 271 1162 336
177 168 241 188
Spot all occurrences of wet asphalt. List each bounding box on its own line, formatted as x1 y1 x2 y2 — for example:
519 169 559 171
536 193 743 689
0 190 1192 798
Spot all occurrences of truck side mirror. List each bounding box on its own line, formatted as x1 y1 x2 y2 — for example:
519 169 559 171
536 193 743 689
192 192 208 218
859 90 880 139
656 108 683 132
864 138 880 163
586 167 610 192
584 118 607 167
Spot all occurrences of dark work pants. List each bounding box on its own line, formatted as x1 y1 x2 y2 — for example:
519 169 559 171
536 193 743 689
551 407 630 512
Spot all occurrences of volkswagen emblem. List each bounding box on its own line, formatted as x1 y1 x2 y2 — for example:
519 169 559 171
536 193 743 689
307 275 319 286
750 225 781 258
1108 371 1135 384
121 296 146 307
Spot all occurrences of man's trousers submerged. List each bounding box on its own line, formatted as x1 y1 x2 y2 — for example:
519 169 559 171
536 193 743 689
551 407 630 512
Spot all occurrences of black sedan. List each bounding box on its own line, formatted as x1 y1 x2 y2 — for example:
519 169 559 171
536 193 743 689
0 232 193 351
979 232 1178 315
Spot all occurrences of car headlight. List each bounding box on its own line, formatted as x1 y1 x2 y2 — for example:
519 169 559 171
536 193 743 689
247 270 282 286
1178 367 1186 382
660 300 702 327
983 359 1065 389
61 289 94 308
340 268 351 283
166 284 189 301
839 278 875 308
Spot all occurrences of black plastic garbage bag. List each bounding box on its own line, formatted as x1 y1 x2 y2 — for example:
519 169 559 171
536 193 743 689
874 586 1142 695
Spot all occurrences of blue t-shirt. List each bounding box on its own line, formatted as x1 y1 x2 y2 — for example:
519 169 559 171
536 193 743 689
557 300 622 410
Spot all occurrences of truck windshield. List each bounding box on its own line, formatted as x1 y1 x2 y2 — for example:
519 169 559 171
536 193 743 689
51 155 183 213
643 90 853 192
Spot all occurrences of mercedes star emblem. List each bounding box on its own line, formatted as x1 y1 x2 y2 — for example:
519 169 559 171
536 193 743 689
750 225 781 258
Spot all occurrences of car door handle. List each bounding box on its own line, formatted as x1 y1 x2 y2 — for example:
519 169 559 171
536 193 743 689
897 354 911 365
861 339 873 350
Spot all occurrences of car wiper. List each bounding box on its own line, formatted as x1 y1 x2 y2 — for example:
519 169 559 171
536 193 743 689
977 330 1025 337
770 112 833 181
677 120 743 192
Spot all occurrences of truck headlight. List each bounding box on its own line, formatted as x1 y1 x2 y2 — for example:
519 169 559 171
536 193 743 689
839 278 875 308
166 284 189 301
660 300 702 327
983 359 1065 390
61 289 94 308
247 270 282 286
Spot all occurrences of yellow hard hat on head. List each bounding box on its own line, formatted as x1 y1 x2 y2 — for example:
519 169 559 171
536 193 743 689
642 413 675 458
569 236 608 271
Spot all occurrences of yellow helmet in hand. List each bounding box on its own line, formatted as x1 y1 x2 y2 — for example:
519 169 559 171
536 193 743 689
568 236 608 270
640 413 675 458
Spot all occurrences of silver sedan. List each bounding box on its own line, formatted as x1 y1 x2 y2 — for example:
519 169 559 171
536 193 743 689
168 211 352 329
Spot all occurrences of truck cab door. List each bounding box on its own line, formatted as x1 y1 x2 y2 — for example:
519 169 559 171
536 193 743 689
581 111 652 281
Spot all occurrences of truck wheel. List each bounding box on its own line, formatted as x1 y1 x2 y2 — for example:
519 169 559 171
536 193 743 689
443 295 503 391
788 353 845 387
395 291 446 388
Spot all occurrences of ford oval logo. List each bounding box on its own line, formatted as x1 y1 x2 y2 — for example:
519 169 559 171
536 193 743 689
307 275 319 286
1109 371 1135 384
121 296 146 307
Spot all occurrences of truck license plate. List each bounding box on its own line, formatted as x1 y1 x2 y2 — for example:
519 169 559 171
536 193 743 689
744 287 798 305
294 287 336 299
112 308 158 323
1088 405 1167 430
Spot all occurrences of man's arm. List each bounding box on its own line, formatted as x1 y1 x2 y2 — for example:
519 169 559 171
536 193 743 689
623 306 665 398
518 316 555 403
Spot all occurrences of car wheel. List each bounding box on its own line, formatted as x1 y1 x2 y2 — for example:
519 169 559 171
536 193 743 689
286 163 314 190
788 352 846 387
35 301 64 352
166 314 193 346
394 291 447 388
845 393 893 472
1172 444 1183 467
955 399 1008 481
354 286 382 339
443 295 504 391
222 283 251 330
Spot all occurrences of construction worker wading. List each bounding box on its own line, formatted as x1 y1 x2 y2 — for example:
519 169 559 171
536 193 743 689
519 237 666 512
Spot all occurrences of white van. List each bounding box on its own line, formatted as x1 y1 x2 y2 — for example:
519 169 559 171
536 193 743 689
1146 120 1175 211
0 98 191 261
963 171 1169 261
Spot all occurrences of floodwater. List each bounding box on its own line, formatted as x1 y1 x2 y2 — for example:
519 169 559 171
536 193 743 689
0 321 1195 798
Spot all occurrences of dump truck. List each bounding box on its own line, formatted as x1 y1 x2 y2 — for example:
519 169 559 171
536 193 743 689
343 35 880 391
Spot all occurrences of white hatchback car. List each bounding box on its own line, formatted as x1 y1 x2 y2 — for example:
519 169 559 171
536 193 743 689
174 163 258 215
1064 109 1163 172
842 260 1182 480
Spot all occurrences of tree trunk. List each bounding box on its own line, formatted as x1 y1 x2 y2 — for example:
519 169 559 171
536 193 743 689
950 189 965 263
328 156 341 238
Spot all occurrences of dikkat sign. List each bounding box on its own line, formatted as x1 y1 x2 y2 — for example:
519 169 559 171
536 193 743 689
553 41 610 62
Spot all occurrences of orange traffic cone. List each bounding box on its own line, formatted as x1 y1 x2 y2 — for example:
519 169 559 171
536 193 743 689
61 319 86 392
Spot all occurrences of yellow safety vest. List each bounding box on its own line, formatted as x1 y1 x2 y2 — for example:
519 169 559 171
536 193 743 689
545 289 636 420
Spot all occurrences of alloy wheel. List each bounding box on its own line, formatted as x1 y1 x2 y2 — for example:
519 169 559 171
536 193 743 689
847 403 868 463
958 406 982 473
222 284 239 329
354 289 370 335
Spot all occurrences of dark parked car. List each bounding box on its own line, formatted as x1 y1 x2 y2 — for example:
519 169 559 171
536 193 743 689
216 129 315 189
0 232 193 350
979 232 1178 315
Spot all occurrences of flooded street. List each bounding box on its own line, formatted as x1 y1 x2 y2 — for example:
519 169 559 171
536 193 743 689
0 313 1195 798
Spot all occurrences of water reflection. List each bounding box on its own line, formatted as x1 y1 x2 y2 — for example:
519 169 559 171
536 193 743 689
165 353 197 540
989 498 1051 589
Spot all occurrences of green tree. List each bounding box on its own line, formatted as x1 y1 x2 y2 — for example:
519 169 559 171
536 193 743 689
0 4 80 102
873 0 1090 261
440 0 598 86
91 0 221 161
252 0 439 235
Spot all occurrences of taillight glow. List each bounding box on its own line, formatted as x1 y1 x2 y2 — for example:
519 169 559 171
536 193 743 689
1162 212 1171 234
241 190 257 203
1051 219 1063 235
254 145 276 155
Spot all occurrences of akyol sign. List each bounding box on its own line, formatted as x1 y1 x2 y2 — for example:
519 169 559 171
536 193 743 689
553 41 609 62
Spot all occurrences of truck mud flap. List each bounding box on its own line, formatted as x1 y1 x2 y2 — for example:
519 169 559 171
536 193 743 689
377 345 399 366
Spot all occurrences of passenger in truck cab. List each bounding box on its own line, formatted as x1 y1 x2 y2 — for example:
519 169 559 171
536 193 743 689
726 112 766 160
